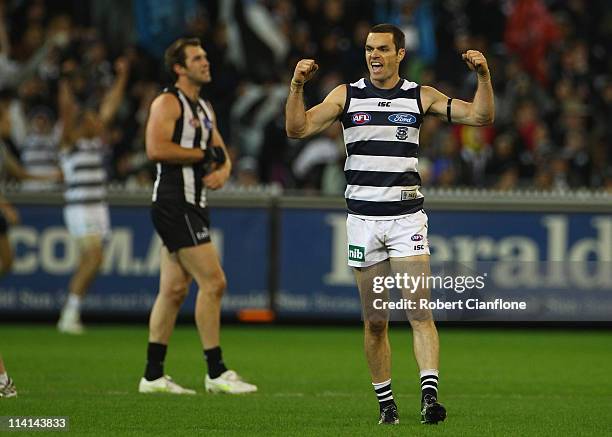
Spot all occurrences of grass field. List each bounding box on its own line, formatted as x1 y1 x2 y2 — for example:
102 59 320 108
1 324 611 436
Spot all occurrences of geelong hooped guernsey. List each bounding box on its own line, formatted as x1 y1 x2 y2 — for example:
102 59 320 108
60 137 107 205
152 86 213 208
340 78 424 217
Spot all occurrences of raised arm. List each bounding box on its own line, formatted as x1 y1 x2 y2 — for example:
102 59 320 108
57 72 79 149
285 59 345 139
99 57 130 126
145 93 205 164
422 50 494 126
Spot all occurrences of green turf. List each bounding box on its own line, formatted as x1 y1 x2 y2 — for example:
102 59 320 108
0 325 611 436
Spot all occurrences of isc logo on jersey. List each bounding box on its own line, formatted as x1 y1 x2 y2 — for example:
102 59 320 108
352 112 371 125
388 113 417 125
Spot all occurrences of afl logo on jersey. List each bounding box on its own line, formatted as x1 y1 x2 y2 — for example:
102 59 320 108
189 117 201 128
388 113 416 125
352 112 371 125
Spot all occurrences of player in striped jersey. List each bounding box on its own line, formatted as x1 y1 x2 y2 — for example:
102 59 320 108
138 38 256 395
56 57 130 334
286 24 494 424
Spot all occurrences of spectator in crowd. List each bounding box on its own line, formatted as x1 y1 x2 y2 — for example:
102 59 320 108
0 0 609 193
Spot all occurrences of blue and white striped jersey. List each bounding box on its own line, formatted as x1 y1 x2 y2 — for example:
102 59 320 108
340 78 424 217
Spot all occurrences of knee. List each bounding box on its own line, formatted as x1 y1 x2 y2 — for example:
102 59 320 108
200 272 226 300
409 318 435 331
163 281 190 306
210 273 227 299
365 320 388 337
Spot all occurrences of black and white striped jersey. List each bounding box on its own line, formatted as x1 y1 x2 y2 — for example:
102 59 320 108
151 86 213 208
60 137 107 205
340 78 424 217
19 126 61 191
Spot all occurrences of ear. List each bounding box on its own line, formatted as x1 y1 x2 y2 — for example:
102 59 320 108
173 63 185 78
397 48 406 62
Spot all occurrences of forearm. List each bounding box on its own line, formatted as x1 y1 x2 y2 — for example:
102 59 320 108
100 73 129 124
147 142 205 164
470 75 495 125
285 81 308 138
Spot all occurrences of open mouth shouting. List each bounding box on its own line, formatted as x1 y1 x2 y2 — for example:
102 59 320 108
371 61 383 74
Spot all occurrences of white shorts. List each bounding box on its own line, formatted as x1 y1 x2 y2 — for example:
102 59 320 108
346 210 430 267
63 203 111 240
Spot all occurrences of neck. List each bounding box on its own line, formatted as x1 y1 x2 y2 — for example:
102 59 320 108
176 79 201 102
370 74 401 90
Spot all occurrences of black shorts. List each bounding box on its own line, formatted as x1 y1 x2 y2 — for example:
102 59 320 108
151 201 212 252
0 211 7 234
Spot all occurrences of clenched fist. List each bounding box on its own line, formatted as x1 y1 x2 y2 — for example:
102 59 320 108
292 59 319 85
462 50 490 80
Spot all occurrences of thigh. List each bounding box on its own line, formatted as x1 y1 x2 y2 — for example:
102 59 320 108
159 245 192 293
176 242 224 287
353 260 391 323
0 233 12 270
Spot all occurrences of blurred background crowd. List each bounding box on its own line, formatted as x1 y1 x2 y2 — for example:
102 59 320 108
0 0 610 194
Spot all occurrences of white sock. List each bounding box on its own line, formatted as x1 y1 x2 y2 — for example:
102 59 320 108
0 372 8 385
64 294 82 312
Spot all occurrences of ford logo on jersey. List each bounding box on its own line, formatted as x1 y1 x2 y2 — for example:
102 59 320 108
388 113 417 125
411 234 423 241
352 112 371 125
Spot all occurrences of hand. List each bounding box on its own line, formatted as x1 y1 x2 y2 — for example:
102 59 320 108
462 50 490 80
114 56 130 76
292 59 319 85
0 204 19 225
203 165 230 190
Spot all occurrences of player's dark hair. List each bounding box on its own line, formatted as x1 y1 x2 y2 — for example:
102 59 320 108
164 38 202 81
369 24 405 53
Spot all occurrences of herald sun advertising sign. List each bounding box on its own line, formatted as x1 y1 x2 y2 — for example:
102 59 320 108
1 204 610 321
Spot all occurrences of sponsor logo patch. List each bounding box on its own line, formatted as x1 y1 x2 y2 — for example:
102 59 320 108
411 234 423 241
401 189 418 200
189 117 201 128
396 126 409 140
352 112 371 125
348 244 366 262
388 113 417 125
413 244 425 251
196 227 210 240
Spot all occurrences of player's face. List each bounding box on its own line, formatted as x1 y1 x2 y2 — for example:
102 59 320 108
365 33 405 83
182 45 211 84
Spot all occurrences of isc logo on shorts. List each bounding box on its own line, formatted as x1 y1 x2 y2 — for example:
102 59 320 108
348 244 365 262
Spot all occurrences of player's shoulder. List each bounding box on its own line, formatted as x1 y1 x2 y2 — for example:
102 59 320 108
150 89 182 118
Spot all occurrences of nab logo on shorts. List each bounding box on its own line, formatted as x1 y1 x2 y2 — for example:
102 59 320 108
411 234 423 241
348 244 365 262
388 113 417 125
352 112 371 125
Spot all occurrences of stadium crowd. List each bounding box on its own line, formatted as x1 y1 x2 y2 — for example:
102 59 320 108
0 0 610 193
